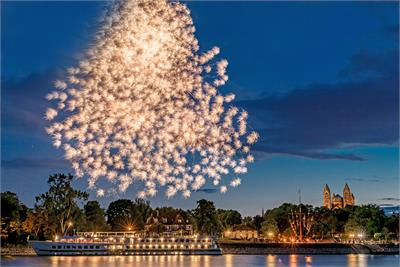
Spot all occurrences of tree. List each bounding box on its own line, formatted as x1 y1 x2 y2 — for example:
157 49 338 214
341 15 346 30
381 227 396 242
1 191 27 221
332 207 351 233
373 232 384 242
106 199 135 231
252 215 264 231
261 218 278 239
131 198 153 229
35 173 88 236
312 207 336 239
242 216 253 227
344 216 363 237
384 215 399 238
106 198 152 231
356 205 385 237
149 222 166 234
22 210 48 239
1 191 28 244
263 203 297 234
312 220 331 240
83 201 109 232
192 199 220 236
217 209 242 229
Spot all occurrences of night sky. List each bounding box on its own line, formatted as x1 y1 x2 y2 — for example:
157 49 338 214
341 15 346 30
2 1 399 216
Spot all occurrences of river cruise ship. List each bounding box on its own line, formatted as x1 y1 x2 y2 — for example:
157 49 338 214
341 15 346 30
29 232 221 256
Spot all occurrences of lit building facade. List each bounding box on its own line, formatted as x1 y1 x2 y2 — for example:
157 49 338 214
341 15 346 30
224 225 258 240
145 210 193 235
323 183 355 209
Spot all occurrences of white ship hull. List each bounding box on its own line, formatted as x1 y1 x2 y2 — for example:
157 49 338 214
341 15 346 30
29 239 221 256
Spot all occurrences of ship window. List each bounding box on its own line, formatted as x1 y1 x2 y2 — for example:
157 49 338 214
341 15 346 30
84 246 88 249
96 246 100 249
52 246 56 249
72 246 76 249
66 246 70 249
57 246 62 249
90 246 94 249
78 246 82 249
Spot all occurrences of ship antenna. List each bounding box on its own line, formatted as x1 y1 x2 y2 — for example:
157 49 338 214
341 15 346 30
298 189 302 204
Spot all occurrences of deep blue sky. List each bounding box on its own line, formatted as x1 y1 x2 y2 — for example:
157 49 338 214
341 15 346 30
1 1 399 216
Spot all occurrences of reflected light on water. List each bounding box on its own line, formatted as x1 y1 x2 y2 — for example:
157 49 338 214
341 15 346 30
3 254 400 267
289 254 298 267
266 255 276 267
225 254 234 267
204 255 210 267
358 254 367 267
348 254 367 267
46 254 378 267
190 255 200 267
305 255 312 267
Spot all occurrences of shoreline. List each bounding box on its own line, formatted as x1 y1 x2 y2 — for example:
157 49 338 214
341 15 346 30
1 245 36 256
218 241 400 255
1 243 399 256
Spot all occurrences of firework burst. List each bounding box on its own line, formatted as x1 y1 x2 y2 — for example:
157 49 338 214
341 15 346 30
45 0 259 199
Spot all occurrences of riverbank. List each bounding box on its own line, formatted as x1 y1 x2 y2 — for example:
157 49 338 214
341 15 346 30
1 245 36 256
2 254 399 267
1 242 399 256
218 241 399 255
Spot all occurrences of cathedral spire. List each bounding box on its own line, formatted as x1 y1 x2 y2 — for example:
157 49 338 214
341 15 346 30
323 184 331 209
343 183 355 207
323 183 356 209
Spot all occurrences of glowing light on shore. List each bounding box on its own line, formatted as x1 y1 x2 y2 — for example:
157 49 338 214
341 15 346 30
45 0 258 198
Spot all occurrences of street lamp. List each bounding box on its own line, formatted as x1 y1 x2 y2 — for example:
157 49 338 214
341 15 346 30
66 221 73 236
224 231 231 238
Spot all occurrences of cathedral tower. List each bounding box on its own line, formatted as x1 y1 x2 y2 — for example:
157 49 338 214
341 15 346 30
343 183 355 207
323 184 331 209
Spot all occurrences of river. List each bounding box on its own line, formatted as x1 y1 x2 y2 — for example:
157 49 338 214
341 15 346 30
1 254 399 267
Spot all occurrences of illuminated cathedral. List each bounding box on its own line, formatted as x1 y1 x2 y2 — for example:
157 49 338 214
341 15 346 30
323 183 355 209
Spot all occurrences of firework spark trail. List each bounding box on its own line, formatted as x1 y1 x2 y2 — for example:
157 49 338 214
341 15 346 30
45 0 259 199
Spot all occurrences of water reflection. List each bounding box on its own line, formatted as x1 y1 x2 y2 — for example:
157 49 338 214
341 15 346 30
348 254 368 267
266 255 276 267
2 254 399 267
289 254 298 267
225 254 233 267
305 255 312 267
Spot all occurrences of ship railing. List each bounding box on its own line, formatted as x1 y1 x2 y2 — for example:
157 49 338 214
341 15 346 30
76 231 138 238
61 234 215 245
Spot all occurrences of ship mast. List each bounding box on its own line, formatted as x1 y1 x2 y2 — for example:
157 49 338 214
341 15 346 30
298 189 303 242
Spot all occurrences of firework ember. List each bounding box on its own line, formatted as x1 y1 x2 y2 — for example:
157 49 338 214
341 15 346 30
45 0 258 198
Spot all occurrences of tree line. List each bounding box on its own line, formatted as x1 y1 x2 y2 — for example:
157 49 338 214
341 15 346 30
1 173 398 245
